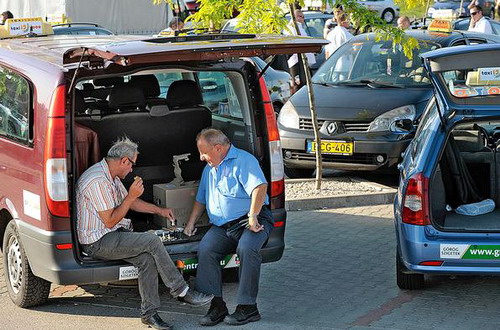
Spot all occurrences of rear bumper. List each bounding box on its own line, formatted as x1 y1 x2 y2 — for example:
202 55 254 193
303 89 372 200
17 208 286 285
396 222 500 275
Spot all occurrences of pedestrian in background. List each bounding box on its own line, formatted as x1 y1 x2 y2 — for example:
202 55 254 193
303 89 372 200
284 9 316 89
397 16 411 30
468 5 493 34
166 17 184 32
0 11 13 25
325 12 353 59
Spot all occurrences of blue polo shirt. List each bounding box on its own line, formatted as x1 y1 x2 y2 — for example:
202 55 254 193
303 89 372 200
196 145 269 226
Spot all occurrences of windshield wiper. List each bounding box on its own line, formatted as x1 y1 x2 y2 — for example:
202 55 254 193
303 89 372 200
359 79 404 89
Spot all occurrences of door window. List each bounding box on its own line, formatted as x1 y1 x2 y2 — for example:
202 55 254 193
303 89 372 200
198 71 243 119
0 66 30 144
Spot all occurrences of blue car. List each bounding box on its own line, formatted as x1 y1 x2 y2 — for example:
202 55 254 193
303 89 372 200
395 43 500 289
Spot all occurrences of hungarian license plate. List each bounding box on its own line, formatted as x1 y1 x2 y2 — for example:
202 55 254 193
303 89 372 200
307 140 353 155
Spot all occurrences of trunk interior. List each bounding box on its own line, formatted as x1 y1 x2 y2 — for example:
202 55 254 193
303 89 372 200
69 60 265 255
431 119 500 231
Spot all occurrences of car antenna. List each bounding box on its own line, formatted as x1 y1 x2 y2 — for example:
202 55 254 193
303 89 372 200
67 48 88 96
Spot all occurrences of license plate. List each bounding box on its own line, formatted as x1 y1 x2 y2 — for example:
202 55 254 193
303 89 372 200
307 140 353 155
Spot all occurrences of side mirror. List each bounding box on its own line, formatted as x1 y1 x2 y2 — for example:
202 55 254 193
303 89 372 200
394 119 414 132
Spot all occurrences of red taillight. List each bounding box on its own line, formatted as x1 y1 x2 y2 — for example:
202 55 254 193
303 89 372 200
419 261 443 266
274 221 284 227
44 85 69 218
402 173 430 226
56 243 73 250
258 76 284 208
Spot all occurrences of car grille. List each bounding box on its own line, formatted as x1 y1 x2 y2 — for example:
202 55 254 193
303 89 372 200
288 151 381 165
299 118 371 133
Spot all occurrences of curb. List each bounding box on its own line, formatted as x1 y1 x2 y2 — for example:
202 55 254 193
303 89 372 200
285 177 397 211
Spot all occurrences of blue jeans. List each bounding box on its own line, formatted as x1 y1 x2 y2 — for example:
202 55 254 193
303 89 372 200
195 206 273 305
82 230 188 317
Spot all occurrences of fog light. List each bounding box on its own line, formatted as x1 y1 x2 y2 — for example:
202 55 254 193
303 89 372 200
284 150 292 159
376 155 385 164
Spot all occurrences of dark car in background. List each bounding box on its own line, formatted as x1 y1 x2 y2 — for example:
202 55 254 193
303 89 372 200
52 23 114 35
278 29 500 178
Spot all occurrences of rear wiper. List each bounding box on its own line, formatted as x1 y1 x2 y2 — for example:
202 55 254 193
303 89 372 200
359 79 404 89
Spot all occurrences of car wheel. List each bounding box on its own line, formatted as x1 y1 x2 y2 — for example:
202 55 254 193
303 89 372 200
396 250 424 290
3 221 51 307
382 9 395 24
222 268 239 283
284 166 314 179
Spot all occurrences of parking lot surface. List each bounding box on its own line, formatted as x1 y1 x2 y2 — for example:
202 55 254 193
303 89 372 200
2 204 500 329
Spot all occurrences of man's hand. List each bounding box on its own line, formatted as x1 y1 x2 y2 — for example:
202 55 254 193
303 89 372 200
183 222 197 236
129 177 144 199
247 216 264 233
157 207 175 224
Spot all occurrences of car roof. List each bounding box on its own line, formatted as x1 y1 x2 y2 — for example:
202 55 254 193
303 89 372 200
52 22 106 28
0 34 327 69
421 42 500 60
285 11 332 18
351 29 500 46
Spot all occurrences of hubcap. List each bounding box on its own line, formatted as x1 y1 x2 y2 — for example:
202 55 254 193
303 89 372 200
7 235 23 294
384 11 394 23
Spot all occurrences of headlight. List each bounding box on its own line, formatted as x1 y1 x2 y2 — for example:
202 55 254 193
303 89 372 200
368 105 416 132
278 101 299 129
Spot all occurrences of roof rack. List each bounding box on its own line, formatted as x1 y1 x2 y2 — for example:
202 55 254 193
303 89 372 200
145 33 257 44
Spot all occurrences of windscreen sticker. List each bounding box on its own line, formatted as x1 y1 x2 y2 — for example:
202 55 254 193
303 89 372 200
23 190 41 221
440 244 500 259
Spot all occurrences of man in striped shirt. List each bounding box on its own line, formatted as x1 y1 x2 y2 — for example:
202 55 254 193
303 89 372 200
77 137 213 330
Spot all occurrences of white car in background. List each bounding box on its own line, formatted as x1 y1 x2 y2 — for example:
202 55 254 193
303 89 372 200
357 0 400 23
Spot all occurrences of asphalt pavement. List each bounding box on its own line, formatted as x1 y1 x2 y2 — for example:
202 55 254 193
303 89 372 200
3 205 500 329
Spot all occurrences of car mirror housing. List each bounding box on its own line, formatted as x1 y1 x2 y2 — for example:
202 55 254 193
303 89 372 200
394 119 414 132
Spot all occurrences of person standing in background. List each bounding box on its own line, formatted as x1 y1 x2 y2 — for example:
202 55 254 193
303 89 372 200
0 11 13 25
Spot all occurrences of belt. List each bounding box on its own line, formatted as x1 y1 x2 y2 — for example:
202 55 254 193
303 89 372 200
220 218 243 230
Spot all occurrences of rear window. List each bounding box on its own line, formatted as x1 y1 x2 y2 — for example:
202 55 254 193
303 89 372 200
313 39 439 87
443 67 500 98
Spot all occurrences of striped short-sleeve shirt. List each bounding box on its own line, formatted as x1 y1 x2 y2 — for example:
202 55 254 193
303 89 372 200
76 159 132 244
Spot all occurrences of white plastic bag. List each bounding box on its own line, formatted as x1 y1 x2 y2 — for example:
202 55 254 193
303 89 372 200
454 199 495 216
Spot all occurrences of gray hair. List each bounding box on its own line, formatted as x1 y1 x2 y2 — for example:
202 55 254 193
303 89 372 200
196 128 230 147
106 136 139 159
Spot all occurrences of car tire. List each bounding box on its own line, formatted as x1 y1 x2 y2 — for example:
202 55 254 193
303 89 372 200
3 221 51 308
382 9 395 24
222 268 239 283
396 250 424 290
284 166 314 179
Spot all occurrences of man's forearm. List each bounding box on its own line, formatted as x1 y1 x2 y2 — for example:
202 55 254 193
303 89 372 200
248 184 268 217
105 195 135 228
187 201 206 226
131 198 161 214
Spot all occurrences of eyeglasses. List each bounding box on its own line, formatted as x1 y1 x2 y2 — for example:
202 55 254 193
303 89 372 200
471 11 479 15
126 157 136 167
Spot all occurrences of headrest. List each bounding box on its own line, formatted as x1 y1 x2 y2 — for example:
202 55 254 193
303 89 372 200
74 89 87 114
94 76 124 87
167 80 203 109
149 104 170 117
108 85 146 110
130 75 161 98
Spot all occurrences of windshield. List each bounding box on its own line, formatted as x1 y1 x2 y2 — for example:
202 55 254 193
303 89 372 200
312 39 439 87
305 17 329 38
442 67 500 99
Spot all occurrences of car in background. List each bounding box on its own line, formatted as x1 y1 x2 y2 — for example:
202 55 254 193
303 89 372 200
278 29 500 178
222 11 333 72
395 43 500 289
428 0 495 18
453 16 500 34
52 23 114 35
357 0 400 23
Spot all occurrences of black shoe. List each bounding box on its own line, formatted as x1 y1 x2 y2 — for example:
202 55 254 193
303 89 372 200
224 304 261 325
141 313 173 330
178 288 214 306
199 302 229 326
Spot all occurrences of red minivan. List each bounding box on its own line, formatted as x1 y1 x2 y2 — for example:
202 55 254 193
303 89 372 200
0 29 325 307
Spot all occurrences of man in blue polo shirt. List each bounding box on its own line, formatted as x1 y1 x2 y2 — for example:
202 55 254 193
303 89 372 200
184 128 274 326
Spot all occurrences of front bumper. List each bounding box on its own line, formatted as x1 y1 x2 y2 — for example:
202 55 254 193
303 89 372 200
18 208 286 285
280 127 411 171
